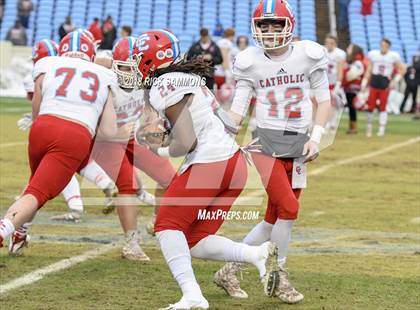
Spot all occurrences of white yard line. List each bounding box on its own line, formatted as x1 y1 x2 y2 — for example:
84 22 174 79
0 243 118 295
0 141 27 148
309 136 420 176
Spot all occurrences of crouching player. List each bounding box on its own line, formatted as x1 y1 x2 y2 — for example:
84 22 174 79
214 0 332 304
0 31 117 250
133 30 280 310
90 37 176 260
18 38 117 225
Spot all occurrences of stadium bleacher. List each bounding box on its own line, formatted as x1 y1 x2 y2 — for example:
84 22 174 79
1 0 417 61
0 0 316 52
349 0 419 63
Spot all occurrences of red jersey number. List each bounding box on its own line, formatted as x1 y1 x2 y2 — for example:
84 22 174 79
267 87 303 120
55 67 100 103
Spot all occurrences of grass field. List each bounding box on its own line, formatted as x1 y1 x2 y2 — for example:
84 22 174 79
0 97 419 309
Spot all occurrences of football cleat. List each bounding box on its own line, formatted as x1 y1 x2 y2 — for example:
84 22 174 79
146 214 156 236
138 190 156 206
159 296 209 310
273 268 304 304
377 126 385 137
260 242 280 297
214 262 248 298
102 184 118 214
8 232 30 256
122 231 150 261
50 211 82 222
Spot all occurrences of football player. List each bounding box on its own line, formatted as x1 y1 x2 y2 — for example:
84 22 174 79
18 38 118 225
361 38 406 137
133 29 280 310
214 0 331 304
324 34 346 93
0 31 117 253
90 36 176 261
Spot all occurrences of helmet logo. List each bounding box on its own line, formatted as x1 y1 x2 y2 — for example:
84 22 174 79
156 48 174 60
81 43 89 52
61 43 69 52
136 34 151 52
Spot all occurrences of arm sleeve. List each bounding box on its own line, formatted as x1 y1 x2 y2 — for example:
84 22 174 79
309 69 331 103
230 79 255 117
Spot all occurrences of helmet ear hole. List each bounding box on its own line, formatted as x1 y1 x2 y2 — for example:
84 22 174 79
154 35 160 40
145 59 152 65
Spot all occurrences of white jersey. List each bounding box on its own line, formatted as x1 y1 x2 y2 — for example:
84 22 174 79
149 72 239 173
231 41 330 134
33 56 117 134
111 85 144 127
368 50 400 78
215 38 234 77
23 73 34 94
326 47 346 85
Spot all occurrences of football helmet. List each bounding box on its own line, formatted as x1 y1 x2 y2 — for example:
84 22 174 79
112 36 138 89
132 29 180 83
32 39 59 63
252 0 295 50
59 31 96 62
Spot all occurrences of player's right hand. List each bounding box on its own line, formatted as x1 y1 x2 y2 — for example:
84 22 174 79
17 113 33 131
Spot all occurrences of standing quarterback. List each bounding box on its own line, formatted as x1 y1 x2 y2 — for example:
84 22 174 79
215 0 331 304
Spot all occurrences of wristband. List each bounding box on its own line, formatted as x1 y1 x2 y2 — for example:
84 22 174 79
157 147 170 157
310 125 325 144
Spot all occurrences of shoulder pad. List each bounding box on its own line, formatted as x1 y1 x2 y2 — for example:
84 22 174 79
234 47 257 70
303 40 325 60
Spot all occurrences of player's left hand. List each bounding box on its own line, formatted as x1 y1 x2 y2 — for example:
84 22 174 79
303 140 319 163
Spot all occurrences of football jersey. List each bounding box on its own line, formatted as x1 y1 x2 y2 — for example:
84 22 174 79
232 40 330 134
368 50 400 78
111 86 144 127
215 38 234 77
33 56 117 134
326 47 346 85
149 72 239 173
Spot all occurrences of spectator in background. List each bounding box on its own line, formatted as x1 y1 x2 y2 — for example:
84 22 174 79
120 25 132 38
6 20 27 46
400 56 420 113
58 16 74 40
338 0 350 30
0 0 4 24
100 15 117 50
213 23 224 37
232 35 249 58
88 17 103 43
214 28 236 88
18 0 33 28
187 28 223 89
342 43 365 134
361 0 374 16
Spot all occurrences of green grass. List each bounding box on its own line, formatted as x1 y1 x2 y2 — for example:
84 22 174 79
1 97 419 309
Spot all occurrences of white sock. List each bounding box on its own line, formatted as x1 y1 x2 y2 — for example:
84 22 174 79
379 111 388 127
367 112 374 125
80 161 113 190
0 218 15 239
156 230 203 301
190 235 267 277
61 175 84 212
243 220 273 245
270 219 294 267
